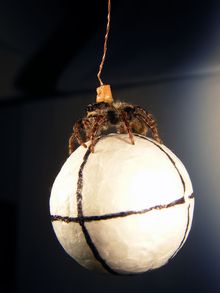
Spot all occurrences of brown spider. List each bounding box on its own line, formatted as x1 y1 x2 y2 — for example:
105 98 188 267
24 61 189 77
68 101 162 154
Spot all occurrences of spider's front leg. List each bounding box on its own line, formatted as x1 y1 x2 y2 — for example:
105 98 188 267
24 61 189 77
120 112 135 145
68 119 87 155
89 115 106 152
136 113 162 144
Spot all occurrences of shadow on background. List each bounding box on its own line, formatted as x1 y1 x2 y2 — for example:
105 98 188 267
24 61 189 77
0 202 17 293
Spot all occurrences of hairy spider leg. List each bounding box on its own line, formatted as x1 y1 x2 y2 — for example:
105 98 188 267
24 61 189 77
120 112 135 145
82 118 92 139
68 119 87 155
74 120 88 148
89 115 107 153
68 133 76 155
135 114 162 144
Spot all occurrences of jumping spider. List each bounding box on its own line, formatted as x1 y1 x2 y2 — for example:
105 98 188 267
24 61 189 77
68 101 162 154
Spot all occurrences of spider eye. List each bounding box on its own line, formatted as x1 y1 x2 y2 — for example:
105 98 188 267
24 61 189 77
86 102 109 113
123 106 134 113
97 102 109 109
87 104 95 112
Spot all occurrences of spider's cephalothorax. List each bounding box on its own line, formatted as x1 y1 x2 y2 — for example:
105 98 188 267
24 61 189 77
68 100 162 154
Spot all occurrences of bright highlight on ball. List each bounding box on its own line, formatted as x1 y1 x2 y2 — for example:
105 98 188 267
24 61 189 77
50 134 194 275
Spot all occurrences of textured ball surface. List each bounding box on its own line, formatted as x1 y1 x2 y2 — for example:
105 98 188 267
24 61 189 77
50 134 194 275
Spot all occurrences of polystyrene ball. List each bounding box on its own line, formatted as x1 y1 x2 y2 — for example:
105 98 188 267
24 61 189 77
50 133 194 275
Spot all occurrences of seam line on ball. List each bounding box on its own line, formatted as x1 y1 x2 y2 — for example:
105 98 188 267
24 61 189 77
188 193 194 199
75 146 121 275
169 203 191 261
134 134 186 194
51 196 186 223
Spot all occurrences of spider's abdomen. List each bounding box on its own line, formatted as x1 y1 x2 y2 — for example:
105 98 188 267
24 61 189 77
107 110 119 125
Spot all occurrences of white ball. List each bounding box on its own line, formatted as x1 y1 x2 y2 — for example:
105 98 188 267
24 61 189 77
50 134 194 275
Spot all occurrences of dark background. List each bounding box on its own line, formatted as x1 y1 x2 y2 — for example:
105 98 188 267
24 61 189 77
1 0 220 292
